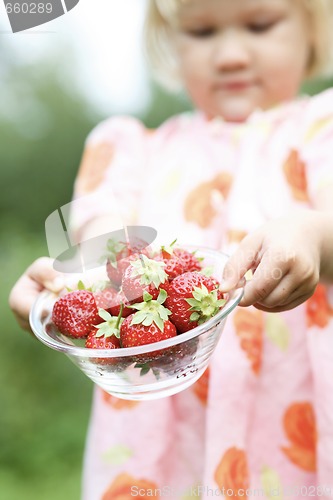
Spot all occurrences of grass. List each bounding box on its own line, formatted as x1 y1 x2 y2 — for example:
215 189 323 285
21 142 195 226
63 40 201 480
0 226 92 500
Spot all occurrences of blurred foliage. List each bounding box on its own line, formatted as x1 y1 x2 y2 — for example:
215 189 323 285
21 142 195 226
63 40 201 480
141 82 193 128
302 76 333 95
0 61 100 233
0 27 332 499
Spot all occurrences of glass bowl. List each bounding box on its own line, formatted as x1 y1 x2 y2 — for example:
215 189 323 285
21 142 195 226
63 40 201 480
30 248 243 400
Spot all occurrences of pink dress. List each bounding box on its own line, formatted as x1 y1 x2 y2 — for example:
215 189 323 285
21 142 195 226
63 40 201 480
71 89 333 499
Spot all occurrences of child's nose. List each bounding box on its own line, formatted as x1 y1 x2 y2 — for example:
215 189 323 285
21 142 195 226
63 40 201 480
212 29 251 71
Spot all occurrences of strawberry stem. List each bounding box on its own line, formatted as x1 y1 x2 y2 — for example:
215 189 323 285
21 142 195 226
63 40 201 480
115 303 124 329
95 308 123 338
161 239 177 257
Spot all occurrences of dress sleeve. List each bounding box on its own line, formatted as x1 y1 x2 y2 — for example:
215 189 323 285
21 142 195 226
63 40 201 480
69 116 149 238
300 89 333 207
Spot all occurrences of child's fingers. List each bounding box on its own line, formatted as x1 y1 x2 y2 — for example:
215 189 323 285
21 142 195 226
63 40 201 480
240 271 289 307
262 273 317 308
221 234 262 291
253 291 312 313
9 257 64 332
9 275 42 331
11 302 34 333
241 267 315 310
240 248 318 308
26 257 64 292
239 252 290 307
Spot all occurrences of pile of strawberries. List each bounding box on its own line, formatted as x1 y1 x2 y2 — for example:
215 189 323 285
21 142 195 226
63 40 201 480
51 240 226 365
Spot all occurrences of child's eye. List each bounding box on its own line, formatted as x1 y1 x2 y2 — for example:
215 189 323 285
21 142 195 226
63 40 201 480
185 27 216 38
247 21 276 33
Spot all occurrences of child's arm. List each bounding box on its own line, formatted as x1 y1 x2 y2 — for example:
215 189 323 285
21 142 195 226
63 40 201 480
221 186 333 312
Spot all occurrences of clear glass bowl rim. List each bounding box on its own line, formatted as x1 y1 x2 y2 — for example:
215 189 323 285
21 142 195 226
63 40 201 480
29 248 244 359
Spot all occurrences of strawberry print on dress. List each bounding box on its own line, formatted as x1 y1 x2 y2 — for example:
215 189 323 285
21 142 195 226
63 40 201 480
214 447 250 498
281 402 317 472
283 149 309 202
102 473 159 499
306 283 333 328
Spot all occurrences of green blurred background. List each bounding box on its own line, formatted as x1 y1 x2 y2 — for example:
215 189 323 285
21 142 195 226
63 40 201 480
1 13 332 500
0 24 192 499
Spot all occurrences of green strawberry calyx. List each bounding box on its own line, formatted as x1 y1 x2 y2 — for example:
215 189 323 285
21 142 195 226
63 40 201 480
66 280 92 293
129 255 168 289
93 306 124 339
134 362 161 379
161 239 178 257
186 285 226 324
130 290 171 332
101 239 127 268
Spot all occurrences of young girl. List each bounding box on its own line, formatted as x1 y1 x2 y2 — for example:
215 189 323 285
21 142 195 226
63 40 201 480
9 0 333 497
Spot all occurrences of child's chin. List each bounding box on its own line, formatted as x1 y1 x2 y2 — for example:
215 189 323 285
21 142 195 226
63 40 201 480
213 100 258 123
206 111 250 123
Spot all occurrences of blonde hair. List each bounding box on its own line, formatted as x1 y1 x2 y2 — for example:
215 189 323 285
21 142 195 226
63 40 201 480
144 0 333 91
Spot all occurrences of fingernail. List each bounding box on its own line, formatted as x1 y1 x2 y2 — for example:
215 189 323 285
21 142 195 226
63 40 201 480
236 277 247 288
245 270 253 281
45 277 65 292
220 280 234 292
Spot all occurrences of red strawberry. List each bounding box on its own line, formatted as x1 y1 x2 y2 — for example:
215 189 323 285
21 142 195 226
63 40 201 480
85 330 120 350
85 309 124 366
93 287 132 317
120 290 176 353
52 290 101 338
121 315 176 348
164 271 226 333
93 286 117 310
173 248 202 273
155 253 186 280
121 255 169 303
105 238 151 287
155 244 202 280
106 254 136 288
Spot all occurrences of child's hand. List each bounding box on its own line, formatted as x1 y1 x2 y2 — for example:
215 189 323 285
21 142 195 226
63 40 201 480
221 211 328 312
9 257 64 332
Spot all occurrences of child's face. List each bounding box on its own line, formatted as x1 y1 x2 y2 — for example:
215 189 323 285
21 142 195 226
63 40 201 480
173 0 312 121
